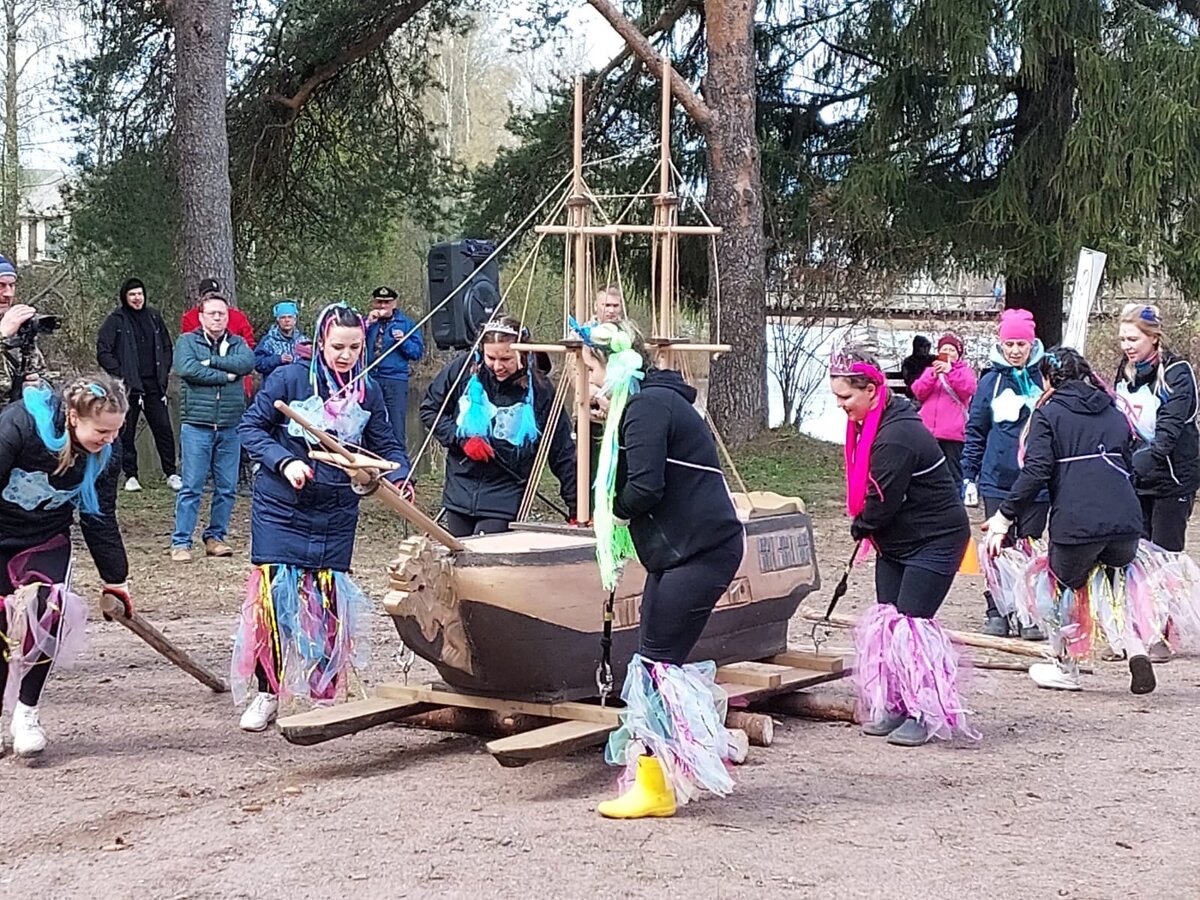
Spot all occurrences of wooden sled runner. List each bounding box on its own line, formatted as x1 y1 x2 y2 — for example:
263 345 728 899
277 650 849 767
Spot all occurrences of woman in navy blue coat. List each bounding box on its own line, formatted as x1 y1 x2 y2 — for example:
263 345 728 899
233 303 412 731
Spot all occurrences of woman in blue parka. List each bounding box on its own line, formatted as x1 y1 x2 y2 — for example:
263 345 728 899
233 303 412 732
962 308 1048 638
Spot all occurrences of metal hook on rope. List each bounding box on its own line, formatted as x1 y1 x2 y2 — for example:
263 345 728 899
596 589 616 706
809 540 862 654
394 643 417 685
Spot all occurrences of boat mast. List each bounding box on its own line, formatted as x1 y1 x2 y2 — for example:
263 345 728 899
568 76 593 522
653 61 679 372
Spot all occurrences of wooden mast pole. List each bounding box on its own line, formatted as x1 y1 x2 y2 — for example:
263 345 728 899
654 57 680 370
569 76 592 522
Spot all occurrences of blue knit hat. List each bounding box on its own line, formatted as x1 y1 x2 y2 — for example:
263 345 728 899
0 255 15 280
273 300 299 319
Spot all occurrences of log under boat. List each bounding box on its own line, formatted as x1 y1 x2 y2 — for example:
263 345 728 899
385 492 820 702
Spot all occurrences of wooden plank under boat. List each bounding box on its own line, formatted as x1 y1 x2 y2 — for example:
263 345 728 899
384 493 820 702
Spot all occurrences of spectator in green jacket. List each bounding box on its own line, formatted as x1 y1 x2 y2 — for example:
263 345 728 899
170 295 255 561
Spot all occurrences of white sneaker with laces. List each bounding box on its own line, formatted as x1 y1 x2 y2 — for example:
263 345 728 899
12 702 47 756
239 693 279 732
166 474 183 491
1029 661 1082 692
124 476 142 492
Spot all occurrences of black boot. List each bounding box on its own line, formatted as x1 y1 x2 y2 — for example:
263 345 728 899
981 591 1010 637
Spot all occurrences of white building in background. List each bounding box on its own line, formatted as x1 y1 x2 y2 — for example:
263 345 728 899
15 168 68 265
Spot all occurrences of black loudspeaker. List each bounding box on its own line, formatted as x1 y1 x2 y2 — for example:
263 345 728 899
428 239 500 350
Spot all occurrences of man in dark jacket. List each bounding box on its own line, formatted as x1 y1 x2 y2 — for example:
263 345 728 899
366 286 423 455
900 336 934 390
96 277 178 492
169 295 255 561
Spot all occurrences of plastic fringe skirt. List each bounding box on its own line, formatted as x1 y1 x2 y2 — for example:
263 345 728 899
605 654 737 804
852 603 980 742
230 564 372 705
982 539 1190 660
0 536 88 711
979 538 1041 626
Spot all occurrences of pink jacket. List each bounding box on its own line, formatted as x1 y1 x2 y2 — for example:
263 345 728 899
912 360 978 442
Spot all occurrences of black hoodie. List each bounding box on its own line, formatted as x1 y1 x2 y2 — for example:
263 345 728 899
613 369 744 572
96 278 173 393
851 395 969 558
1000 381 1143 544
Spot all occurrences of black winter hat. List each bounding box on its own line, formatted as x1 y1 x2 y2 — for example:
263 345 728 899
119 277 145 306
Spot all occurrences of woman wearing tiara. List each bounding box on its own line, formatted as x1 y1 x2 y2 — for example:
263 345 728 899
420 315 577 537
233 303 413 732
830 346 976 747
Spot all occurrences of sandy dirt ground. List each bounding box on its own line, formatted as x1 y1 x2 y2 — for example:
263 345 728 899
3 487 1200 900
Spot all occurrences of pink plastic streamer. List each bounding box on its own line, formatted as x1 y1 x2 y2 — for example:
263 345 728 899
852 603 980 742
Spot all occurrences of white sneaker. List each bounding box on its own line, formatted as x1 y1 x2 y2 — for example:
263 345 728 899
11 702 47 756
239 693 279 732
1029 661 1083 692
166 474 183 491
124 477 142 492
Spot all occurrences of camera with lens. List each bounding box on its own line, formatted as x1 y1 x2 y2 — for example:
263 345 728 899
15 313 62 348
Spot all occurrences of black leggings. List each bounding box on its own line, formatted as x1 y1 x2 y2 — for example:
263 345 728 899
1048 538 1140 591
1140 494 1193 552
874 555 957 619
939 440 963 490
444 511 511 538
639 536 744 665
0 536 72 709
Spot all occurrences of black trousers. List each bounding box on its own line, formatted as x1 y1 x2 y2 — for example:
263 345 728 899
639 535 744 665
1048 538 1140 591
444 511 511 538
874 554 958 619
121 389 177 478
1139 494 1194 552
0 535 72 709
938 440 963 490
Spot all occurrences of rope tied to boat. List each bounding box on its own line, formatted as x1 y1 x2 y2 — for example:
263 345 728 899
596 589 615 705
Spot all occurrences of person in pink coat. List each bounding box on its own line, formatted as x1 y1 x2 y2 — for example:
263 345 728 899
911 332 977 489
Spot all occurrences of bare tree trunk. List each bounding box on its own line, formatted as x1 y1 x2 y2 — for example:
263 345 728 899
703 0 765 444
169 0 236 307
3 0 18 262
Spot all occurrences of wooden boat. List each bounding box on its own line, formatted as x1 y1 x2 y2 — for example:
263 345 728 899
384 493 819 702
279 61 826 709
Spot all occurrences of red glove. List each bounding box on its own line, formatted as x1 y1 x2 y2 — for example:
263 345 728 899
401 481 415 502
462 436 495 462
102 583 134 620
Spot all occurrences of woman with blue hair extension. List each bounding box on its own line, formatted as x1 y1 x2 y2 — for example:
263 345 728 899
419 315 577 537
235 303 414 732
0 373 131 757
577 321 746 819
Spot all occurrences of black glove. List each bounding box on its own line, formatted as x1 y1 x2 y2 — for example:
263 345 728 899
849 520 871 542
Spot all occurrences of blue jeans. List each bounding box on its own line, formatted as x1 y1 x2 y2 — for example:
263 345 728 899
173 424 240 548
378 378 409 455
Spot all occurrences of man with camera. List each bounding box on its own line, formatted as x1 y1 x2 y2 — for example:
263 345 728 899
0 254 52 404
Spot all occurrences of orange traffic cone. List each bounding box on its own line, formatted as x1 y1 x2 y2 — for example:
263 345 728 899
958 535 982 576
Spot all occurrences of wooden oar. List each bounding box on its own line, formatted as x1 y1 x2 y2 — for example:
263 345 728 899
100 590 228 693
271 400 466 552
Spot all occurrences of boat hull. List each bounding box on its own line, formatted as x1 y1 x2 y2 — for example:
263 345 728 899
386 511 819 702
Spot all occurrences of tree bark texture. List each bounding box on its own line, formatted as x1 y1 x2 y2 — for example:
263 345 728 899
170 0 236 307
1006 49 1076 347
702 0 766 444
4 0 18 262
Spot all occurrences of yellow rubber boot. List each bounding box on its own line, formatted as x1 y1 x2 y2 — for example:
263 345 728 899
597 755 677 819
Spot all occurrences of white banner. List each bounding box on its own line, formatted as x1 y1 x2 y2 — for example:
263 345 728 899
1062 247 1107 351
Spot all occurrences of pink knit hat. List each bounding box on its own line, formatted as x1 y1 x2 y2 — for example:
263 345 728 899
998 308 1036 343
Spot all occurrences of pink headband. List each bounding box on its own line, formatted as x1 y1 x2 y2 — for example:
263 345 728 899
831 361 886 385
